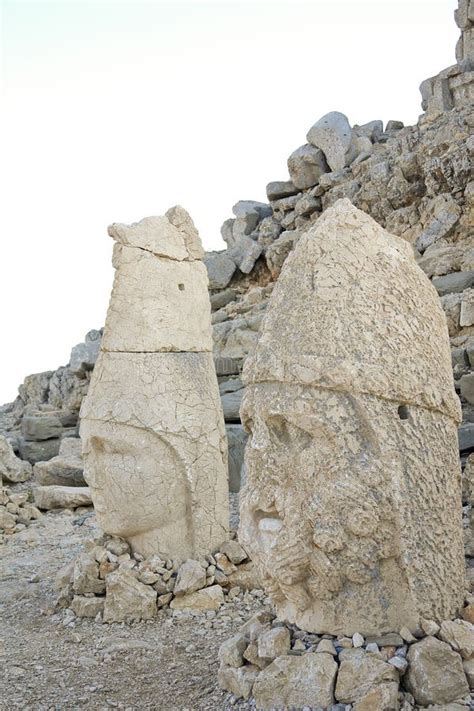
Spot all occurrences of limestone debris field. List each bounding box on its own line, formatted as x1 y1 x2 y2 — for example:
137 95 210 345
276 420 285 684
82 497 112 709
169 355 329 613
1 1 474 709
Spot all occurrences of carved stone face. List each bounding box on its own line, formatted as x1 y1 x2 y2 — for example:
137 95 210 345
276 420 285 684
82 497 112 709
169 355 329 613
239 382 406 632
81 420 192 557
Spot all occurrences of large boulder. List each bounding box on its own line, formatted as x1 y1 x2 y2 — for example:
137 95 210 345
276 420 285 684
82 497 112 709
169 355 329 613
287 143 329 189
306 111 353 171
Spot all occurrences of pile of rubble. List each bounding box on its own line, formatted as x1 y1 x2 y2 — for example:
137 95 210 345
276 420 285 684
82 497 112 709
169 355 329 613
218 609 474 709
56 533 260 624
0 486 42 540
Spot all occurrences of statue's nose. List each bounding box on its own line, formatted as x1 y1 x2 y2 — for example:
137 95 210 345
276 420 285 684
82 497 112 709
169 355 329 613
249 419 270 451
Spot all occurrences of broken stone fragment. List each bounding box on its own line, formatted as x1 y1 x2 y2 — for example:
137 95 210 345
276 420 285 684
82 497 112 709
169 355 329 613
252 653 337 710
405 636 469 706
218 634 247 668
217 664 258 700
103 568 157 623
204 251 237 289
0 435 32 483
34 437 84 486
306 111 353 172
173 559 207 596
70 596 105 618
21 413 63 441
169 584 224 611
34 486 92 510
335 648 398 704
287 143 329 190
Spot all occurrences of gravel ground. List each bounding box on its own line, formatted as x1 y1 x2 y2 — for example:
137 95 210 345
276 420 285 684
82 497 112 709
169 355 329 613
0 497 264 711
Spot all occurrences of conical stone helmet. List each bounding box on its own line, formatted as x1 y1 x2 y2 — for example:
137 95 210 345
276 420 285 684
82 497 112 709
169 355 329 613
244 198 461 423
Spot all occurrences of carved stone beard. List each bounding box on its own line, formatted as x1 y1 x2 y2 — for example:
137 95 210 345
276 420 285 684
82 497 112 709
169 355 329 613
81 420 194 559
239 382 464 635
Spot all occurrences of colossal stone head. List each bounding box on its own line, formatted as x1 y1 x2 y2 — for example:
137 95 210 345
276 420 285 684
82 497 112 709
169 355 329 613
239 199 465 635
80 207 229 559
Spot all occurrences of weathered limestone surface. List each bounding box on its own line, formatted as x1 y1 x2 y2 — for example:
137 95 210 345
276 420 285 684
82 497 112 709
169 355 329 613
239 199 465 636
80 208 229 559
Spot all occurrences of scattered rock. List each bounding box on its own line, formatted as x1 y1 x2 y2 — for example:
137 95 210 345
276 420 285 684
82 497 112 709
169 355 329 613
174 560 207 596
405 636 469 706
170 585 224 612
252 653 337 710
104 569 157 623
306 111 353 171
0 435 32 483
34 486 92 510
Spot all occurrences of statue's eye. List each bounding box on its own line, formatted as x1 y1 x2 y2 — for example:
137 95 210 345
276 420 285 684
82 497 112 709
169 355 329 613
267 416 292 445
243 417 253 435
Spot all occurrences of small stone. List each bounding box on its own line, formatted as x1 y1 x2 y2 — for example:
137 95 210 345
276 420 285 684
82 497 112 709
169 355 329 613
316 638 337 656
217 664 258 700
220 540 248 565
174 559 206 596
388 655 408 672
105 538 130 556
34 486 92 510
103 569 157 623
352 632 364 648
439 619 474 659
252 653 337 709
365 633 403 647
73 553 105 595
405 636 469 706
257 627 291 660
70 596 105 618
287 143 329 190
335 648 398 704
292 639 306 652
170 585 224 612
399 626 417 643
215 552 237 576
266 181 299 201
420 618 440 636
218 634 247 668
306 111 352 171
365 642 380 654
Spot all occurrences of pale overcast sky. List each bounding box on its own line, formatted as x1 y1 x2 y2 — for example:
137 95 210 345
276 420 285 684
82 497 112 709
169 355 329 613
0 0 459 405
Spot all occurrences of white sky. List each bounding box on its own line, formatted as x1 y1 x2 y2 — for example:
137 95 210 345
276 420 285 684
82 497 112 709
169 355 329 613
0 0 459 405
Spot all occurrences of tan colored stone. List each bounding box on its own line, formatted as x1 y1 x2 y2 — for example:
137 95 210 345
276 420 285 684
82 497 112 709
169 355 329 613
102 246 212 353
0 435 32 483
174 560 206 596
351 683 399 711
34 485 92 510
80 357 228 558
217 664 258 700
405 636 469 706
439 619 474 659
239 199 465 636
103 569 156 623
218 634 247 668
335 648 398 704
252 653 337 710
70 596 105 618
169 585 224 611
257 627 291 660
80 208 228 560
107 212 201 262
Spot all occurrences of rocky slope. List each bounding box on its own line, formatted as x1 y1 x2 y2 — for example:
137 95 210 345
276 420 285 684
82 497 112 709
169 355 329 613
0 2 473 490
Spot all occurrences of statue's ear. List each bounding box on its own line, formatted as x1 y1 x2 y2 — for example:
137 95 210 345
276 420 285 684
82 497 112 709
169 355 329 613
90 436 106 454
